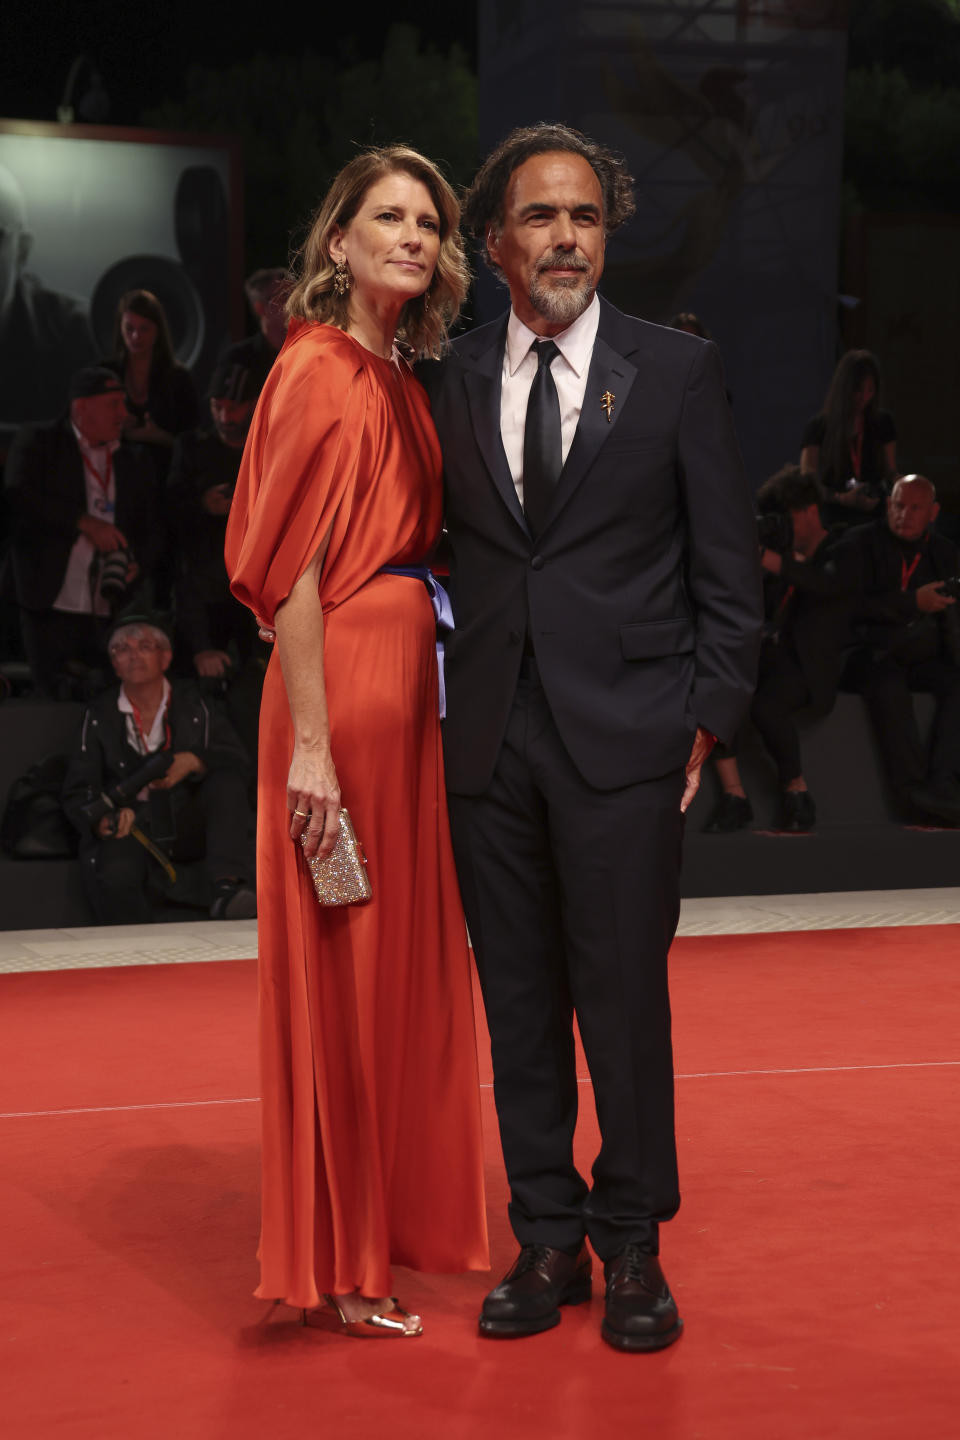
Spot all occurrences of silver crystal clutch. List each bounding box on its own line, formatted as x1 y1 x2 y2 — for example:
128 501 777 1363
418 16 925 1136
300 808 372 906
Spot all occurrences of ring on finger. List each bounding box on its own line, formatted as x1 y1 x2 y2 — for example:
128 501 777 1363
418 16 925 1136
293 809 309 818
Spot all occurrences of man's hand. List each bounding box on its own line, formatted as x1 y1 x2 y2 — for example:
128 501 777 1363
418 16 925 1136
195 649 232 678
150 751 205 789
96 807 136 839
124 414 174 447
681 726 717 813
78 514 128 553
760 548 783 574
916 581 956 615
201 484 233 517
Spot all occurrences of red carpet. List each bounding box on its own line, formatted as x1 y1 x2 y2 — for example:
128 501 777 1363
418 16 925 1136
2 927 959 1439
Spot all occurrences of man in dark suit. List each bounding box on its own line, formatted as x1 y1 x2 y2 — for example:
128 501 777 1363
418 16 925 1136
420 124 762 1352
5 365 161 697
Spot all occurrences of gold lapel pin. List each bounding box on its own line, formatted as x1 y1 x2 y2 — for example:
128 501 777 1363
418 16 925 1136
601 390 615 422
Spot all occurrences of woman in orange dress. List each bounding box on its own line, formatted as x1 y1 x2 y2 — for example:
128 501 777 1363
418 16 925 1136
225 147 488 1335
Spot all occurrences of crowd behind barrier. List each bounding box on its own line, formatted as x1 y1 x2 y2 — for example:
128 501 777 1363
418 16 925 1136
0 286 958 925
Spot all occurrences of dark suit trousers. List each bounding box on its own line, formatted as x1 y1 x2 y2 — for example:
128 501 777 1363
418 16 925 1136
447 660 684 1261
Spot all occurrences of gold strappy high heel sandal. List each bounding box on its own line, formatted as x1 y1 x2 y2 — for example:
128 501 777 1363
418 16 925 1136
317 1294 423 1338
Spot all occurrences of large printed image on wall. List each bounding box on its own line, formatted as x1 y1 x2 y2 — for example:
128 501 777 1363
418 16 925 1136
0 122 238 438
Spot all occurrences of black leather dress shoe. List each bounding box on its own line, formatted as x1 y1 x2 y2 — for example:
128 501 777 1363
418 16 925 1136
601 1247 682 1353
479 1243 592 1337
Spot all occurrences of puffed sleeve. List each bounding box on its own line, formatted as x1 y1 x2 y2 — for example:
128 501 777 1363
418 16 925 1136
225 327 366 627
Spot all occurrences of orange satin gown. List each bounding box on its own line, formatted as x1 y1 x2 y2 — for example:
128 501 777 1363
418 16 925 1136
225 320 488 1305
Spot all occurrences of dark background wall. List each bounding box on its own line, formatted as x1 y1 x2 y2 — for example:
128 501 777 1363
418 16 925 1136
478 1 849 492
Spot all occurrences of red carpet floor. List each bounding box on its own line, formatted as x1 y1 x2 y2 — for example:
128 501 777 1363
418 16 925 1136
2 926 959 1440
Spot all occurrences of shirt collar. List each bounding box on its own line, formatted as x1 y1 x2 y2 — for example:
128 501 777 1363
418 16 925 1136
118 677 171 717
506 292 600 379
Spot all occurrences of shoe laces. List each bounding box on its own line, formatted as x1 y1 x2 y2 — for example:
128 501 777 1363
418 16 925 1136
515 1243 555 1275
619 1244 652 1281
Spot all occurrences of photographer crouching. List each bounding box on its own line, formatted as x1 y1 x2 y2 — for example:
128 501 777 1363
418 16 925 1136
705 466 849 832
62 616 257 923
5 366 162 699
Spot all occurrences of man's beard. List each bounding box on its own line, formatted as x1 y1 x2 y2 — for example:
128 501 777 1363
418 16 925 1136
217 421 249 447
528 249 595 326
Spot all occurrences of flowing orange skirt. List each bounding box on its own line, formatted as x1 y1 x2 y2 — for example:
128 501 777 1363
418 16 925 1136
253 573 488 1305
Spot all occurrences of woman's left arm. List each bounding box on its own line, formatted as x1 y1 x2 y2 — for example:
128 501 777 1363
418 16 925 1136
273 532 340 860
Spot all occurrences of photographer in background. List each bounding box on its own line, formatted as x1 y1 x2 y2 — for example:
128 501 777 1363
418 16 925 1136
168 358 259 683
62 616 256 924
216 266 289 401
836 475 960 824
704 466 848 833
4 366 161 699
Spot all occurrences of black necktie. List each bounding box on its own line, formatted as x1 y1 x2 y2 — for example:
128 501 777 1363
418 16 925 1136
522 339 562 535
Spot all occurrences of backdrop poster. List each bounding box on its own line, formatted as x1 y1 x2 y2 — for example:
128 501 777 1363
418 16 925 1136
0 121 241 438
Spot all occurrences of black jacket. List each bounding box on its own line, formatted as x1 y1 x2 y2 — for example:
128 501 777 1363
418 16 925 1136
832 520 959 626
62 680 248 837
832 519 960 666
420 299 763 794
4 418 162 612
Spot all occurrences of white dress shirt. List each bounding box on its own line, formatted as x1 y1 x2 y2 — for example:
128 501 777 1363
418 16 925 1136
500 293 600 507
52 429 120 616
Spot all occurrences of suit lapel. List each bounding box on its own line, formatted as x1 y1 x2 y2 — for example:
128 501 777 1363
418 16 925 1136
460 319 529 536
540 306 638 535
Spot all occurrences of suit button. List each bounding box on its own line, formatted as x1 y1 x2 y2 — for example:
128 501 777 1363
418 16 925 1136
508 629 521 645
530 555 544 571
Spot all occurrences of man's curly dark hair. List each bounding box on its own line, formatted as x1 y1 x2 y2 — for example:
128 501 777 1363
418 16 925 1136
756 464 824 516
463 123 636 279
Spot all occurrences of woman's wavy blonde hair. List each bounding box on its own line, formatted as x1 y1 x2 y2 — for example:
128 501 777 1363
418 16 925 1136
286 146 469 359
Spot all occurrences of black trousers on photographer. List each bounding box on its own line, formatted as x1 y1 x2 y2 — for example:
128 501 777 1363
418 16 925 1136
79 769 253 923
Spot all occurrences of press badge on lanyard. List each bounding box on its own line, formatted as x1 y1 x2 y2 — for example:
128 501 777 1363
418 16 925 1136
83 450 116 524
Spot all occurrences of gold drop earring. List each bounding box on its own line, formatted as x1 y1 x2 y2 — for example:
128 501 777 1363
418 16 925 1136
334 259 351 297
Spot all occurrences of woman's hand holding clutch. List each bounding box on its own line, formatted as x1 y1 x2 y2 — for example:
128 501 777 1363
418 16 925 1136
288 745 341 860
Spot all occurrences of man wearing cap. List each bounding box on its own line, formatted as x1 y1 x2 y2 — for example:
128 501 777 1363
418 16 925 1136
216 267 289 401
167 357 259 682
5 365 162 697
62 614 257 923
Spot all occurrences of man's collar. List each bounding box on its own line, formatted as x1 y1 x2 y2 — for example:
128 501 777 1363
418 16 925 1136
118 677 171 715
506 293 600 378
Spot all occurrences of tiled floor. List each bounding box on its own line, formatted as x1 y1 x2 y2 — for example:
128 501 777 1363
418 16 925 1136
1 887 958 973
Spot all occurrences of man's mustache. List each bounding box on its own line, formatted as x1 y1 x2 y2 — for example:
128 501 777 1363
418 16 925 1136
535 250 590 274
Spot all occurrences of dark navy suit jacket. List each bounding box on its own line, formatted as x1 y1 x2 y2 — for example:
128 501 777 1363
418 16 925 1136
420 298 763 795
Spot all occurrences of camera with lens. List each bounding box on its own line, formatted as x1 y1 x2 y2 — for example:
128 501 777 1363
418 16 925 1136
97 546 133 607
936 576 960 600
79 750 174 830
756 511 794 554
